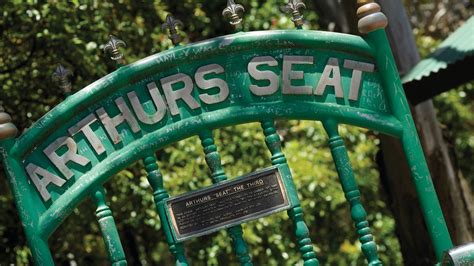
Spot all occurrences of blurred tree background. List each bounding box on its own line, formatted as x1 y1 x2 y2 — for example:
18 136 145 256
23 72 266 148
0 0 472 265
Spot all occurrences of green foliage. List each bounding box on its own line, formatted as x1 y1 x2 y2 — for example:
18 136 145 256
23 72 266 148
6 0 472 265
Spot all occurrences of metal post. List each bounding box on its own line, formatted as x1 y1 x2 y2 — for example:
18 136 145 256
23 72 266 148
356 0 453 260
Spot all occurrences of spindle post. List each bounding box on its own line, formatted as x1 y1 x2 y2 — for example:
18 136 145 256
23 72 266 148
261 120 319 266
323 120 381 265
143 153 189 265
199 129 253 265
91 187 127 265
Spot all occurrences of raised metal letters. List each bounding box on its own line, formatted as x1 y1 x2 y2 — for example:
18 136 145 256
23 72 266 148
96 97 141 144
248 56 279 96
24 54 378 202
195 64 230 104
26 163 66 201
128 82 168 124
161 73 200 116
282 55 313 95
344 59 375 101
68 114 106 155
43 136 90 179
315 57 343 98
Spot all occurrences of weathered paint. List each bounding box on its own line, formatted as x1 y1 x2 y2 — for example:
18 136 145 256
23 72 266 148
0 28 453 265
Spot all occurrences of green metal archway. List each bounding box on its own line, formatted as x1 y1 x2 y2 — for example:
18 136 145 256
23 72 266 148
0 1 456 265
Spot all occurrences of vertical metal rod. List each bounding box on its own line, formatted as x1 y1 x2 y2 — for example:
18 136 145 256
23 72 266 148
261 120 319 266
198 129 253 266
143 153 189 265
367 29 453 260
91 187 127 265
322 119 381 265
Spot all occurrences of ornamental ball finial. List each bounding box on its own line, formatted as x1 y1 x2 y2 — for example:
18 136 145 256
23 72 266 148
280 0 306 27
161 14 184 45
0 106 18 141
356 1 388 34
222 0 245 28
52 64 72 94
103 35 126 63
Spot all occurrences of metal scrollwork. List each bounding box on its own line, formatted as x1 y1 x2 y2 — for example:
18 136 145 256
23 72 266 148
103 35 126 63
52 64 72 94
222 0 245 27
280 0 306 27
161 14 184 45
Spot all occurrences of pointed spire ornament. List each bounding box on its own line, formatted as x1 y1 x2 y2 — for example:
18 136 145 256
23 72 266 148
222 0 245 28
52 64 72 95
103 35 126 64
161 14 184 45
280 0 306 27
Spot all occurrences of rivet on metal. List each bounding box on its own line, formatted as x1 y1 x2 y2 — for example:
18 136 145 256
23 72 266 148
52 64 72 95
0 105 18 141
161 14 184 46
222 0 245 28
280 0 306 28
103 35 126 64
356 0 388 34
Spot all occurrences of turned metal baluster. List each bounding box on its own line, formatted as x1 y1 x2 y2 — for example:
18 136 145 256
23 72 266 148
157 16 192 264
161 13 252 264
53 65 127 265
106 35 188 264
261 120 319 266
92 187 127 265
143 153 189 265
222 3 318 264
323 120 381 265
199 129 252 266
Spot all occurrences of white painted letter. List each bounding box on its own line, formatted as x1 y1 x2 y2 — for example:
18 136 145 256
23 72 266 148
44 136 90 179
96 97 141 144
344 59 375 101
248 56 279 96
282 55 313 95
161 73 200 116
195 64 229 104
26 163 66 201
68 114 105 156
128 82 168 124
315 58 344 98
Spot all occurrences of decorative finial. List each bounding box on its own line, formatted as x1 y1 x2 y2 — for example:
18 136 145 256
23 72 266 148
222 0 245 28
0 106 18 141
52 64 72 95
280 0 306 27
103 35 126 64
356 0 388 34
161 14 184 45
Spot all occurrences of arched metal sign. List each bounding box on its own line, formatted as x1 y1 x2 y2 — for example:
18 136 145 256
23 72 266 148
0 1 455 265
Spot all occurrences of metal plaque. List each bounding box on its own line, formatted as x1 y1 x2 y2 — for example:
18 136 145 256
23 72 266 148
166 166 290 241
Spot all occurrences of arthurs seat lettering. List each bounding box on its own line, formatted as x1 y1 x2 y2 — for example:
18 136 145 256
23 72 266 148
25 56 375 202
